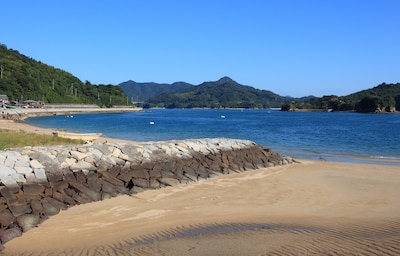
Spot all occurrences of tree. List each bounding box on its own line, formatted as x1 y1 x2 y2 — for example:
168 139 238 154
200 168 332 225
280 102 292 111
356 96 381 113
395 95 400 111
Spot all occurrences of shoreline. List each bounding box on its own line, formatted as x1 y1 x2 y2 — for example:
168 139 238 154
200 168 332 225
1 106 142 120
2 160 399 255
1 114 399 166
0 108 137 144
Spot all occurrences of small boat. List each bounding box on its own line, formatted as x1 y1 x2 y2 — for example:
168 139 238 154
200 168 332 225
53 131 102 142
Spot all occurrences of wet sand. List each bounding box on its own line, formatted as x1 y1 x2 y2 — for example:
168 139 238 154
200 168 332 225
2 160 399 255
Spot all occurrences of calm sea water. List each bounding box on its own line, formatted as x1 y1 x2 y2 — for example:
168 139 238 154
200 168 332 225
25 109 400 165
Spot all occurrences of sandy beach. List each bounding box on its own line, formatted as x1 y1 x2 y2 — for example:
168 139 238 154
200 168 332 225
1 119 400 255
0 116 129 144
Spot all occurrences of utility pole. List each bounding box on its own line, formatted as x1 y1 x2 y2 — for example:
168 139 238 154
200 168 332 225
52 79 55 90
0 64 3 79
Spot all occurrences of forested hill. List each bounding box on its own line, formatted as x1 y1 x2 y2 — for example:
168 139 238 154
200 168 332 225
119 80 194 101
282 83 400 113
144 77 287 108
0 44 129 107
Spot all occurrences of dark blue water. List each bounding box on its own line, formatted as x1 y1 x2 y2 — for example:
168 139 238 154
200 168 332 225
25 109 400 165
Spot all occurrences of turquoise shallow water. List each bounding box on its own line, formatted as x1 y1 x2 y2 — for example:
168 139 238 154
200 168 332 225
25 109 400 165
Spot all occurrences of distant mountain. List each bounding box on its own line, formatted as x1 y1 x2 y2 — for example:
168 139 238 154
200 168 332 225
144 76 287 109
119 80 194 101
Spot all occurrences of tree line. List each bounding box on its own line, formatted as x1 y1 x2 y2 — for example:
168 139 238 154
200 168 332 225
281 83 400 113
0 44 130 107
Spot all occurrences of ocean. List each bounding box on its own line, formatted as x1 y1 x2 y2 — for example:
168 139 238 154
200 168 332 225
24 109 400 165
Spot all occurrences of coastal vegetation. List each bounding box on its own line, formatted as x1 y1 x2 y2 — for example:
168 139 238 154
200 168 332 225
0 44 130 107
0 129 82 150
281 83 400 113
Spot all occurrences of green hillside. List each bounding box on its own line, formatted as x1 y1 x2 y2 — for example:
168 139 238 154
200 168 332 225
145 77 286 109
282 83 400 113
119 80 194 102
0 44 130 107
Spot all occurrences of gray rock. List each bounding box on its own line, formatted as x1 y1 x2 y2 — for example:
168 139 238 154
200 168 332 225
101 181 116 194
86 148 103 161
8 200 32 217
111 156 126 166
0 176 20 192
69 182 101 202
33 168 48 184
4 151 21 168
22 183 45 195
130 186 145 194
0 209 16 226
133 178 149 188
0 166 17 178
14 166 33 175
30 151 59 170
14 155 30 167
29 159 44 169
42 198 62 216
149 178 161 189
0 227 22 244
158 177 180 186
132 169 150 179
71 160 97 171
17 214 40 232
70 150 87 161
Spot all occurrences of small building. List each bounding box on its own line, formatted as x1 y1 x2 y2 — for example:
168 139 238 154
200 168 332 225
0 95 9 108
0 95 8 103
22 100 44 108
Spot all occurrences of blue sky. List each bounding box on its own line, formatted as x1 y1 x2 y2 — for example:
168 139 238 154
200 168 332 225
2 0 399 97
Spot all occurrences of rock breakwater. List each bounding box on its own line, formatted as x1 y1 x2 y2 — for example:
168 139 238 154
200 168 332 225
0 138 294 249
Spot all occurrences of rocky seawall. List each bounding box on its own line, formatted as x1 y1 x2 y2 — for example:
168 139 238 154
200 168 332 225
0 138 294 249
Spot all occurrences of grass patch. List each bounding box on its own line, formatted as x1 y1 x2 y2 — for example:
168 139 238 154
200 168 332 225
0 129 83 150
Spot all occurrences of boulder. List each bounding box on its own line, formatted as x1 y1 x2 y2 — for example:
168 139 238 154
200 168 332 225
69 183 101 202
0 209 16 227
159 177 180 187
22 183 45 195
42 198 63 216
16 214 40 232
0 227 22 244
8 200 32 217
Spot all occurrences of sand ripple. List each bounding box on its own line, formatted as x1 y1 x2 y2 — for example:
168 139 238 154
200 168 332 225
2 161 399 255
3 219 400 256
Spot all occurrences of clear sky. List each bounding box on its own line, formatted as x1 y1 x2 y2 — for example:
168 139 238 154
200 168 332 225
2 0 399 97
